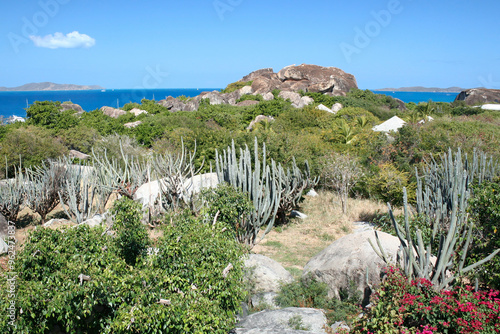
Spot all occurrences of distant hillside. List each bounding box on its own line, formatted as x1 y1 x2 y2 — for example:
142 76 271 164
374 86 465 93
0 82 104 91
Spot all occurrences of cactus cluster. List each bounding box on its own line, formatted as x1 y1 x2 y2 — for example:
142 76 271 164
372 148 500 290
216 138 317 247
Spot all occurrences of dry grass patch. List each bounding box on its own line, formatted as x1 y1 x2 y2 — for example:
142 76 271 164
253 190 387 277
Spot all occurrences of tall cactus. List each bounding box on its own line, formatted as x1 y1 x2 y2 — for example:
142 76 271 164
372 148 500 290
92 142 151 199
0 166 26 224
25 160 68 224
215 138 279 248
58 161 100 224
275 158 319 223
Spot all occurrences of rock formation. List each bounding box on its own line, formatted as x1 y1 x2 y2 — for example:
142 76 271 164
454 88 500 105
158 64 358 112
60 103 84 114
101 106 127 118
302 230 400 301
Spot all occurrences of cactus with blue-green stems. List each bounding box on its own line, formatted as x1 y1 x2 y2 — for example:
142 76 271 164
215 138 279 248
372 148 500 290
0 166 26 224
275 158 319 223
58 160 100 224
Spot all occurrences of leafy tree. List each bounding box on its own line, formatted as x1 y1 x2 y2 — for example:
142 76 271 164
25 101 61 127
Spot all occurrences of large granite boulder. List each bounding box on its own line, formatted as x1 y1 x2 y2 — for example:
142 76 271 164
129 108 148 116
303 230 400 300
251 75 282 95
454 88 500 105
247 115 275 131
277 64 358 94
199 91 224 105
240 68 275 82
60 103 84 114
124 121 142 128
101 106 127 118
245 254 294 294
233 307 328 334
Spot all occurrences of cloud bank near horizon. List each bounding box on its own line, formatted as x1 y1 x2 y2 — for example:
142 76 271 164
30 31 95 49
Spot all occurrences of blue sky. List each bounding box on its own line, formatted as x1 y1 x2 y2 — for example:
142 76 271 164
1 0 499 89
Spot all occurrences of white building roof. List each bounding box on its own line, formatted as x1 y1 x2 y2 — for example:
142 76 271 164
372 116 406 132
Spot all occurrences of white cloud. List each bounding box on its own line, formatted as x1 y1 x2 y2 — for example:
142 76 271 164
30 31 95 49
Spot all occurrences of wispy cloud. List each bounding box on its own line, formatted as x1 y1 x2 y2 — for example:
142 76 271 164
30 31 95 49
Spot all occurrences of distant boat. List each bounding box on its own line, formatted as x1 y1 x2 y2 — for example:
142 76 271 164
101 89 106 92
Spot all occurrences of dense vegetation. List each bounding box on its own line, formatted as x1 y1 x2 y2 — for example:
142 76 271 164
1 88 500 332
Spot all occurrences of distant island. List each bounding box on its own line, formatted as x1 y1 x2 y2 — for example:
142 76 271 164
0 82 104 91
374 86 465 93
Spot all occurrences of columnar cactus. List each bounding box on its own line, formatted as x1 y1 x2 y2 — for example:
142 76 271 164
58 162 99 224
372 148 500 290
0 166 26 224
215 138 279 248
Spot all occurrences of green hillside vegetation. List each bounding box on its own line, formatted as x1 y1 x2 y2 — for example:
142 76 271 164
1 89 500 332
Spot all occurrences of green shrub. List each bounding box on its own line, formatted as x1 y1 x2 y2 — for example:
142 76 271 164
111 197 149 266
365 163 416 206
221 80 253 94
352 266 500 334
467 178 500 288
275 275 360 325
236 94 263 103
0 208 246 333
200 183 254 241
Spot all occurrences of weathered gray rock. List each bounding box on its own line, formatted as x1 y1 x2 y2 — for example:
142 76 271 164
251 292 279 310
240 68 275 82
306 189 318 197
239 85 253 95
331 321 350 333
123 121 142 128
133 173 219 208
181 172 219 198
69 150 90 160
200 91 224 105
251 75 282 95
290 210 308 219
60 103 84 113
455 88 500 105
233 307 328 334
262 92 274 101
81 213 107 227
129 108 148 116
101 106 127 118
331 103 343 113
245 254 294 293
316 104 333 113
303 230 400 300
279 91 302 106
277 64 357 94
246 115 275 131
236 100 260 107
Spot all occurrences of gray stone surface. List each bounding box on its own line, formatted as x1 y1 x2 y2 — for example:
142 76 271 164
303 230 400 299
244 254 294 293
101 106 127 118
455 88 500 105
233 307 328 334
251 292 279 310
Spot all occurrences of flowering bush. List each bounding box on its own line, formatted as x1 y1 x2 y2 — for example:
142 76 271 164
352 267 500 334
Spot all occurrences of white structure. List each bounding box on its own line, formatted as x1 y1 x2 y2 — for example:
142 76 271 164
481 104 500 111
372 116 406 133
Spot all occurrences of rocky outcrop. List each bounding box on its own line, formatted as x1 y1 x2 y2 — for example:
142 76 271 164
69 150 90 160
245 254 294 294
454 88 500 105
129 108 148 116
302 230 400 301
101 106 127 118
247 115 275 131
124 121 142 128
233 307 328 334
60 103 84 113
157 64 357 112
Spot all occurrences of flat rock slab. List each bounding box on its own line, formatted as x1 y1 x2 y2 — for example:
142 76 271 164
233 307 328 334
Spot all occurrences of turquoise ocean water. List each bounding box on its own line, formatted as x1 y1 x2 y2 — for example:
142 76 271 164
0 89 459 118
